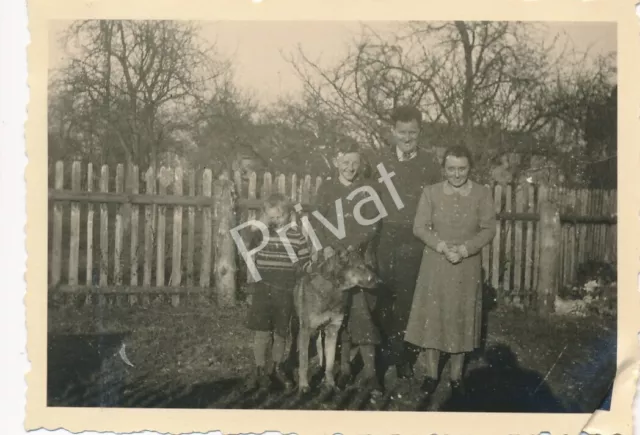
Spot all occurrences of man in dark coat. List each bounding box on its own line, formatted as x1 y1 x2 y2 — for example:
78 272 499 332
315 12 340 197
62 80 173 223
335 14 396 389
366 105 442 392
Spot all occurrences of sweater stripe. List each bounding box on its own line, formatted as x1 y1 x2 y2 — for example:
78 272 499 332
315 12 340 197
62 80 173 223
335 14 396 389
253 228 311 273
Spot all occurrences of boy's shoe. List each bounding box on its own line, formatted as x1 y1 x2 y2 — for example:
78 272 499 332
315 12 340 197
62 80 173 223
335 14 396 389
390 376 413 400
245 366 266 391
396 362 414 379
357 374 384 398
272 363 294 391
260 371 273 390
420 376 438 395
336 365 353 389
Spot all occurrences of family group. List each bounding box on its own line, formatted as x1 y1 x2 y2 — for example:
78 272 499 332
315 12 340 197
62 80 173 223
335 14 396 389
237 105 497 400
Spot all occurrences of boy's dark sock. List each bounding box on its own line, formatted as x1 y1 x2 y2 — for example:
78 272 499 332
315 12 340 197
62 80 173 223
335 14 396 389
360 344 376 377
272 334 286 364
337 335 353 389
356 344 382 396
253 330 271 367
272 364 293 390
342 291 351 313
246 365 267 390
271 334 293 390
340 333 352 374
388 334 413 378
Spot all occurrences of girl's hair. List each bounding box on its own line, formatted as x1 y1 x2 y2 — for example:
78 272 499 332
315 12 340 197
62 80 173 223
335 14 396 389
333 138 369 180
334 137 361 156
262 192 291 214
441 145 474 169
391 105 423 125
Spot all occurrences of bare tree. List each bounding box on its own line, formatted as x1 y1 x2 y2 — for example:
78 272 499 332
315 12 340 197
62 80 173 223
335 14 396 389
188 81 261 175
283 21 616 184
49 20 233 171
48 20 243 240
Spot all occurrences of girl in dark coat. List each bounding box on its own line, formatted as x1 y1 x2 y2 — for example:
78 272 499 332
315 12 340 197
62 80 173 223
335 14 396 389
312 141 384 394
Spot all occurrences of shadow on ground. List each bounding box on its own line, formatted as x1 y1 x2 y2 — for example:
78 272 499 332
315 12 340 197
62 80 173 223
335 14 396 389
47 332 130 407
440 343 565 412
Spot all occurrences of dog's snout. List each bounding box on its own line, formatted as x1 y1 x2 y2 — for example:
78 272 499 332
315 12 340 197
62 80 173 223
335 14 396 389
363 273 382 287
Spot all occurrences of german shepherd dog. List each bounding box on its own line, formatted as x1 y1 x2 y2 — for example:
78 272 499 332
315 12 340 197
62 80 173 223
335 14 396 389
293 249 381 394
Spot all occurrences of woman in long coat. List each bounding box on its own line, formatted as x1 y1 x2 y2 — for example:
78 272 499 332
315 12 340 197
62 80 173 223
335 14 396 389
404 145 496 397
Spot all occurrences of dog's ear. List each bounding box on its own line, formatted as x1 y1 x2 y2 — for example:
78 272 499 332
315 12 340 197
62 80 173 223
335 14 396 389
321 253 340 277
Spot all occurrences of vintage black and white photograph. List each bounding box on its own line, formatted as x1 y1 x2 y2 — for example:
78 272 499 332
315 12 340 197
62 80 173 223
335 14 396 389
46 19 618 413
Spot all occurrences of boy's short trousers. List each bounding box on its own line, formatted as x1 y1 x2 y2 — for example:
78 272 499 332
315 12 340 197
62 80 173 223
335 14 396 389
247 281 295 338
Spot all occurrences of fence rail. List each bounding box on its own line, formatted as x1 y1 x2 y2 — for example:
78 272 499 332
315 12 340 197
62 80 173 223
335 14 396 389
47 161 617 308
48 189 616 224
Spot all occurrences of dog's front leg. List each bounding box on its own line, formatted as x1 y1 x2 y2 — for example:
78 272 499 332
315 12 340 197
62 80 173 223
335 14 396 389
322 320 342 391
297 325 311 394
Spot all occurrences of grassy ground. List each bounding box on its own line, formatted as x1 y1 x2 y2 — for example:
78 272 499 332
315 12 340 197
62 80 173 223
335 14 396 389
47 295 616 412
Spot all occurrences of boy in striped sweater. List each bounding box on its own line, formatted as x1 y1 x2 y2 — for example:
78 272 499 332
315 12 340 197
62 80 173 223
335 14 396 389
245 193 311 391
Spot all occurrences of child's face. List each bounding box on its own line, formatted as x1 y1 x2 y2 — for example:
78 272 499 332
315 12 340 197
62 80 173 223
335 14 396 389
264 205 289 228
444 155 470 187
333 152 361 183
238 158 260 182
391 120 420 154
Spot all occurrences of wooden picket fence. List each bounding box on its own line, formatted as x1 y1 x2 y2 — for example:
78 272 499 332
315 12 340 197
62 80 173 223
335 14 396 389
47 160 617 307
482 183 616 306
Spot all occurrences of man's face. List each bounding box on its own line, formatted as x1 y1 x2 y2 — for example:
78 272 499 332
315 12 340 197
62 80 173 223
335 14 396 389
391 119 420 154
333 152 361 183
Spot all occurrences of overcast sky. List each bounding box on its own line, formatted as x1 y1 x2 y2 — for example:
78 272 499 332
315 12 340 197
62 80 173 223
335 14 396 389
49 20 616 105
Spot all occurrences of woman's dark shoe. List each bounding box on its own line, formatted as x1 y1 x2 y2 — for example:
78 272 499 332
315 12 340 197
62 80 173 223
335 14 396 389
420 376 438 395
449 379 465 398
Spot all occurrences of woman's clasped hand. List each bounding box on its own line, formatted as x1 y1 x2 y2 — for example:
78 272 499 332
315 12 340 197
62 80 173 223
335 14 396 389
437 242 468 264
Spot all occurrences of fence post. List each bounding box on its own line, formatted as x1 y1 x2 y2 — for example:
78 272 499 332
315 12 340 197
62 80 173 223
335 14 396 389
213 175 237 307
536 199 562 316
51 161 64 288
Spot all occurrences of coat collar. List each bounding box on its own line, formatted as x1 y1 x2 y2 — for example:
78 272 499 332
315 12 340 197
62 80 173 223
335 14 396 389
395 146 418 162
443 179 473 197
